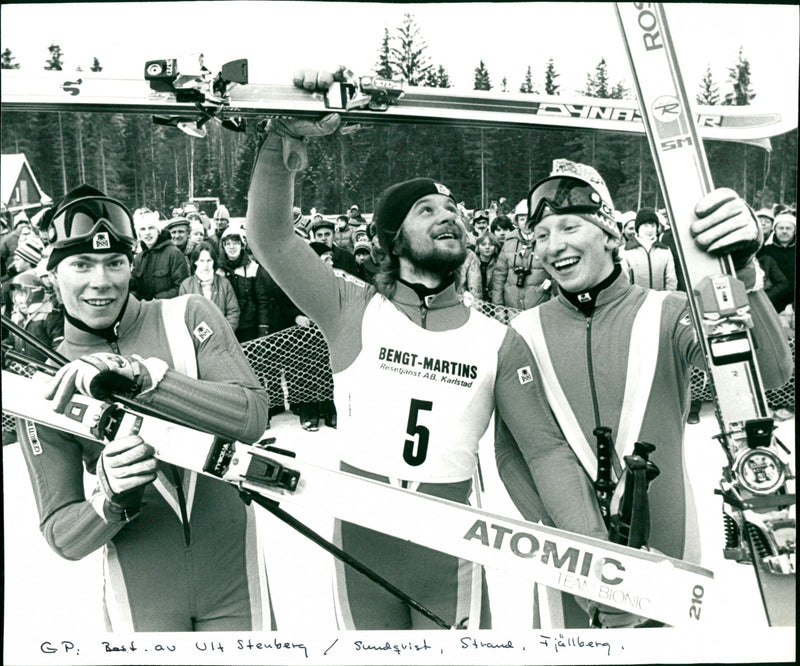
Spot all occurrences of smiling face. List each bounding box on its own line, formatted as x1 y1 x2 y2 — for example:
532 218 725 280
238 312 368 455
395 194 467 279
222 236 242 260
773 219 795 245
532 214 617 292
135 219 159 248
53 252 130 328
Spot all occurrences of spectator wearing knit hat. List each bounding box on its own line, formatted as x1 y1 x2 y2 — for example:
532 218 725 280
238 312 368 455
334 214 355 252
619 208 677 291
755 208 775 242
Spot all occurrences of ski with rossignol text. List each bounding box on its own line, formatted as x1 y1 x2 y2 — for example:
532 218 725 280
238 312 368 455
1 367 714 628
615 2 795 627
0 61 795 144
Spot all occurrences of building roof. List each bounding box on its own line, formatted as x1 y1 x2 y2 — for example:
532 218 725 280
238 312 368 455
1 153 53 211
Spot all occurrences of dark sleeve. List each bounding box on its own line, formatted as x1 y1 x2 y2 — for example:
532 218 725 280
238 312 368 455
493 328 608 541
255 266 271 331
761 256 788 305
135 294 270 442
155 250 191 299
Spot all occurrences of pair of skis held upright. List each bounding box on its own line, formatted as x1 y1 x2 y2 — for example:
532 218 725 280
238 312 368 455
1 2 794 628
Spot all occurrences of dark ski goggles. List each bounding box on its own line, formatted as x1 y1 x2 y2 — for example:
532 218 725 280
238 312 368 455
527 176 613 229
49 196 135 248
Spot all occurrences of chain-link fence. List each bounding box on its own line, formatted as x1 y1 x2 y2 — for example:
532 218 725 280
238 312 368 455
3 299 794 442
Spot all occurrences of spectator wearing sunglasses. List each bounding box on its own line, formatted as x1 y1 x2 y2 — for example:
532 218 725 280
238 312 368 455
499 159 791 628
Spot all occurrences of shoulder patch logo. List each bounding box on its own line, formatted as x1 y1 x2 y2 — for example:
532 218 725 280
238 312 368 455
193 321 214 342
517 366 533 385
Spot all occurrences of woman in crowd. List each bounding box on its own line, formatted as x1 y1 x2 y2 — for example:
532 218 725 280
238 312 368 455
475 230 501 302
179 241 240 330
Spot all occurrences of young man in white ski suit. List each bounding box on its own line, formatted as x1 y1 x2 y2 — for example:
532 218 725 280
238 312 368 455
16 185 273 632
245 95 621 629
501 159 792 627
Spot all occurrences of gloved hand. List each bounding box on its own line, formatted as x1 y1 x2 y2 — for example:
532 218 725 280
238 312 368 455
263 114 341 171
44 353 166 413
691 188 762 271
96 434 158 521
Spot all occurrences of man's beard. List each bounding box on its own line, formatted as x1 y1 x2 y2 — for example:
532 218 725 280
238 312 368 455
395 230 467 276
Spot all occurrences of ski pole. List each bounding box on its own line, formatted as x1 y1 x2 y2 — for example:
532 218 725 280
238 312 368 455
245 492 452 629
3 315 456 629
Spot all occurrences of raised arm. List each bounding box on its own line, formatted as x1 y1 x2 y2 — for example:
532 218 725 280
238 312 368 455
245 115 345 334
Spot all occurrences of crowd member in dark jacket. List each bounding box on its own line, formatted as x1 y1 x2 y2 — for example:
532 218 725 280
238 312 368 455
218 226 270 342
310 217 359 275
759 253 790 311
758 212 796 312
131 211 190 300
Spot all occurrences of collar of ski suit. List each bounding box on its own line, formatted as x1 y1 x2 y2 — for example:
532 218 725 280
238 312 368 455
63 295 142 347
555 265 632 314
392 279 462 310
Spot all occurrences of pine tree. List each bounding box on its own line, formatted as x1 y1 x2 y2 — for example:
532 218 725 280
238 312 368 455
544 58 560 95
473 60 492 91
374 28 394 78
610 81 628 100
723 47 756 105
389 13 432 85
423 65 452 88
584 58 610 98
519 65 538 94
90 57 103 73
44 43 64 71
696 64 720 105
1 48 20 69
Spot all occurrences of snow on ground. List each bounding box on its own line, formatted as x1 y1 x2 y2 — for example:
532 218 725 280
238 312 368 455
3 404 795 644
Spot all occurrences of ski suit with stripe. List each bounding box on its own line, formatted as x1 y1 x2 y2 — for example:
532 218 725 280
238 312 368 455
247 132 609 630
501 268 791 626
17 294 274 632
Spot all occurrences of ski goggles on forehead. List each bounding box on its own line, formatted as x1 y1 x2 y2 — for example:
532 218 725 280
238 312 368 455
527 176 612 228
49 197 135 247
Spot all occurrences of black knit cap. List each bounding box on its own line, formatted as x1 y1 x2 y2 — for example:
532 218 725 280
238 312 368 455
46 184 135 270
374 178 457 253
634 208 660 233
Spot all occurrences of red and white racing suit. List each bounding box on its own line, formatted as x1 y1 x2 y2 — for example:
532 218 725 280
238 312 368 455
17 294 273 631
